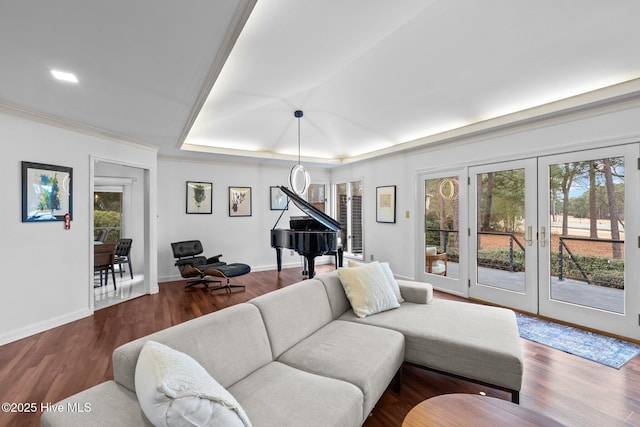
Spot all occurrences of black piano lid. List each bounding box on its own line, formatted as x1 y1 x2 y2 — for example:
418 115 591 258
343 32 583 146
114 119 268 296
278 186 342 231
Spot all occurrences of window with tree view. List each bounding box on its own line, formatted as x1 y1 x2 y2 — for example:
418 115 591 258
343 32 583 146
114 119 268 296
549 157 625 313
94 191 122 243
476 169 526 291
425 177 460 278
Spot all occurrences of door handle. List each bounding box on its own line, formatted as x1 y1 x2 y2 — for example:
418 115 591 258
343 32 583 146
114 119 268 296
526 226 533 246
540 226 546 247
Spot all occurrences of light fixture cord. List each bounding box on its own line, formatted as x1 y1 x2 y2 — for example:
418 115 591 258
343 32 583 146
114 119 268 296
297 116 301 165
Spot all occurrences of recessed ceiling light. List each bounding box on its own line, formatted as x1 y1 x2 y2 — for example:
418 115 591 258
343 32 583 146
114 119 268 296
50 69 79 84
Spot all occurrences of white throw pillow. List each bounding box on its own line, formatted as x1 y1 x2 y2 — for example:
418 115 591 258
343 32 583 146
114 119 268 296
346 260 403 303
135 341 252 427
379 262 404 303
347 259 365 268
337 262 401 318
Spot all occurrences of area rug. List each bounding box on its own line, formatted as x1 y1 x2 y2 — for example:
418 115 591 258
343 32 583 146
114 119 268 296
515 313 640 369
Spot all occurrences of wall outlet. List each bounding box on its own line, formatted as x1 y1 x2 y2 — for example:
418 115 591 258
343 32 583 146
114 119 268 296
370 254 374 261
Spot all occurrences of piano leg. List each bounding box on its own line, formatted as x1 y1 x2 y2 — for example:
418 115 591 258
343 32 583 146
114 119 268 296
275 248 282 272
306 256 316 279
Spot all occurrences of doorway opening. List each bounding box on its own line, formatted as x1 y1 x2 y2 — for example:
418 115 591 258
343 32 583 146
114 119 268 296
93 162 146 309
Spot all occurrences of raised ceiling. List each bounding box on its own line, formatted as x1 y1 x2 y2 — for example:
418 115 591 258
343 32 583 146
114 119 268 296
2 1 640 166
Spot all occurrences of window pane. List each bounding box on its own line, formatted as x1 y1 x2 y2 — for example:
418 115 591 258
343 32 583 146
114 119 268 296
94 191 122 243
548 157 625 313
336 183 347 249
350 181 363 254
477 169 526 292
308 184 326 212
334 182 363 257
425 177 459 278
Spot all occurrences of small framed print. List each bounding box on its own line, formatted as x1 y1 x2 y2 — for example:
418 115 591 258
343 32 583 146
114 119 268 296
270 186 288 210
186 181 212 214
229 186 252 217
376 185 396 223
22 161 73 222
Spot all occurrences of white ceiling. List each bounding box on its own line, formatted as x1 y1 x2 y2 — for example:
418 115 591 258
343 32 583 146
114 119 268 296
0 0 254 154
2 1 640 166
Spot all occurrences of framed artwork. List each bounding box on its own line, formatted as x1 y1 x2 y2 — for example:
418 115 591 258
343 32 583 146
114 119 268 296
22 161 73 222
270 186 288 210
229 186 252 217
376 185 396 223
186 181 212 214
307 183 327 213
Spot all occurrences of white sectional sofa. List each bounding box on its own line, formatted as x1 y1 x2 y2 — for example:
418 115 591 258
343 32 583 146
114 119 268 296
41 268 523 427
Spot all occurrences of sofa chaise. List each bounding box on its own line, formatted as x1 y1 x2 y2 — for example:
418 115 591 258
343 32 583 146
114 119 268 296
41 266 523 427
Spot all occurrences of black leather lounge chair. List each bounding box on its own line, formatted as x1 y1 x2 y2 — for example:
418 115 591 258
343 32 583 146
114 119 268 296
171 240 250 292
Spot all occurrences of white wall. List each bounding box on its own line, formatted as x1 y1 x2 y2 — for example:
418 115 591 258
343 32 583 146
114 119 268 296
157 158 331 281
4 94 640 346
332 97 640 281
0 109 157 345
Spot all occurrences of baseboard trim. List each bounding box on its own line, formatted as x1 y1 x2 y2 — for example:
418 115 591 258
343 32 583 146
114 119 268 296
0 308 93 346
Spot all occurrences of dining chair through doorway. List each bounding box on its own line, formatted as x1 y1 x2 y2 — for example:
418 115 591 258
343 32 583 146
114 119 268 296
114 238 133 279
94 243 117 289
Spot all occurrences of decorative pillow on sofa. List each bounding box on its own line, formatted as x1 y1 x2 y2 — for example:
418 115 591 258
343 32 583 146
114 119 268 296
346 260 404 303
134 340 252 427
337 261 401 318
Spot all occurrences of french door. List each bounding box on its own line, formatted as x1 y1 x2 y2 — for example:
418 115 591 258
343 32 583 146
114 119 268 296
417 170 468 296
538 145 638 338
469 159 538 313
469 144 639 338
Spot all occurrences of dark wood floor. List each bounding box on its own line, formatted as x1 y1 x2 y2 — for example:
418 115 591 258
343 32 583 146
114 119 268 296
2 265 640 427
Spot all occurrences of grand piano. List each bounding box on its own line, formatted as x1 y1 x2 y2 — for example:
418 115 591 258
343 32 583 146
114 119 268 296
271 186 343 278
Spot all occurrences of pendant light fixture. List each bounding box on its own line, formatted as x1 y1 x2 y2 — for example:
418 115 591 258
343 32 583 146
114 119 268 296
288 110 310 195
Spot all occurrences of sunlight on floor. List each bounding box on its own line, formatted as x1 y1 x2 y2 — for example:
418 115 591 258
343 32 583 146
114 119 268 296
93 268 145 310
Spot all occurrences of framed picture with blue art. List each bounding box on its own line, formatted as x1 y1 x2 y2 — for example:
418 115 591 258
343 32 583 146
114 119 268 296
186 181 212 214
22 161 73 222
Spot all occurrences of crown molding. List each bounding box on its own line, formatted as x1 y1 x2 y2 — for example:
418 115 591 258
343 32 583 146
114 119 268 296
0 101 158 153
